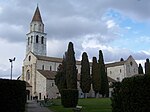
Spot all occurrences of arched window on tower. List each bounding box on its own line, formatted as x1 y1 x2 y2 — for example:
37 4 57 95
41 36 44 44
50 66 52 71
31 36 33 43
36 35 39 43
42 65 44 70
26 70 30 80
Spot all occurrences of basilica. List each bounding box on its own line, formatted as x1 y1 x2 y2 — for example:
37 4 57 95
19 6 138 100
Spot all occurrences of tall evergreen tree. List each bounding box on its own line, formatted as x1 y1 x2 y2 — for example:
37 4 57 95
60 42 78 107
80 52 91 98
138 63 144 74
98 50 109 97
55 55 67 93
145 58 150 75
91 57 101 97
66 42 77 89
120 58 124 61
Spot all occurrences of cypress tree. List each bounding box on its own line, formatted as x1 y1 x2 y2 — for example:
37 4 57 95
55 55 67 93
91 57 101 97
66 42 77 89
138 63 143 74
80 52 91 98
61 42 78 107
120 58 124 61
145 58 150 75
98 50 109 97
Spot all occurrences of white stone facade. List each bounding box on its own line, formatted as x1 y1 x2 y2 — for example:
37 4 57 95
106 55 138 81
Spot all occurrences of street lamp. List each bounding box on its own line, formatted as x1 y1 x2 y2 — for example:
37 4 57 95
9 57 16 80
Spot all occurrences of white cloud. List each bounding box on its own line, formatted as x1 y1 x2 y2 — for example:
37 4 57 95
0 38 25 78
0 0 150 78
106 20 116 28
0 6 3 14
136 36 150 43
125 26 132 30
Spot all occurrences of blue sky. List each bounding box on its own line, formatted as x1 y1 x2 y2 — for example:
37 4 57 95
104 8 150 56
106 8 149 47
0 0 150 79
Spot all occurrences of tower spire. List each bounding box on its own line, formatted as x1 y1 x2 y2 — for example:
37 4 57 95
32 6 43 22
26 6 47 56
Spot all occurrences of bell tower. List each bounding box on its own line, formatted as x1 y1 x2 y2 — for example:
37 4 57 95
26 6 47 56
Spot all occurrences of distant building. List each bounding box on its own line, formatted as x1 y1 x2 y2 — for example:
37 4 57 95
19 6 138 100
106 55 138 82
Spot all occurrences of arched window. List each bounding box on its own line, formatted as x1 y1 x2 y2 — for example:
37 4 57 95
29 56 31 61
36 35 39 43
31 36 33 43
50 66 52 71
52 83 54 87
26 70 30 80
42 65 44 70
41 36 44 44
120 69 122 73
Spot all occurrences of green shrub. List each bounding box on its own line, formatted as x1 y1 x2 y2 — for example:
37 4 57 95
111 82 122 112
0 79 26 112
61 89 78 108
111 75 150 112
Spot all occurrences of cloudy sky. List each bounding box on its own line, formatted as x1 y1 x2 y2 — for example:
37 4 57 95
0 0 150 79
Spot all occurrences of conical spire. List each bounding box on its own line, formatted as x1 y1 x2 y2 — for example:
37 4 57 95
32 6 43 22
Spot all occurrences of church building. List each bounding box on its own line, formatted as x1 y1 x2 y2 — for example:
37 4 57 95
19 6 138 100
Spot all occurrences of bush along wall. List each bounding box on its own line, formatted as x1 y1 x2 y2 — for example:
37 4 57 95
111 75 150 112
0 79 26 112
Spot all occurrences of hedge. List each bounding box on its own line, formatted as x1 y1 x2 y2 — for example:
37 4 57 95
111 75 150 112
61 89 78 108
0 79 26 112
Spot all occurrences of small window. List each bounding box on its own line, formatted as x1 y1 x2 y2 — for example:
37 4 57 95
36 35 39 43
29 56 31 61
130 61 133 66
39 93 41 100
41 36 44 44
110 71 112 74
120 69 122 73
42 65 44 70
31 36 33 43
52 83 54 87
50 66 52 71
116 77 120 81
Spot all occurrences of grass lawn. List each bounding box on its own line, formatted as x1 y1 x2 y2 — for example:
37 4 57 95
48 98 112 112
